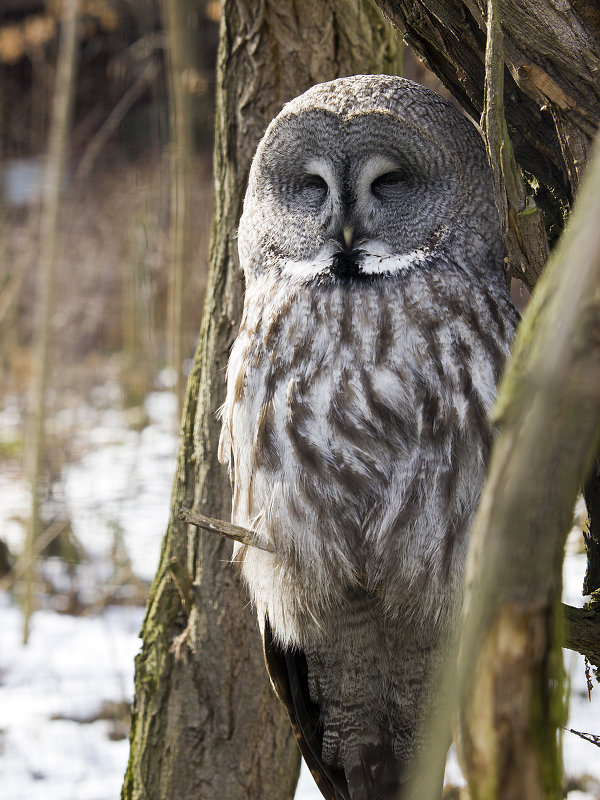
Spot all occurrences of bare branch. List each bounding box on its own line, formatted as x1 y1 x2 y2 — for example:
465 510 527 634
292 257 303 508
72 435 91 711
178 506 275 553
567 728 600 748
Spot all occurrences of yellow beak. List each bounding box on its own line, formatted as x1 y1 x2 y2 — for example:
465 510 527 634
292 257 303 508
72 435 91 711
343 226 354 249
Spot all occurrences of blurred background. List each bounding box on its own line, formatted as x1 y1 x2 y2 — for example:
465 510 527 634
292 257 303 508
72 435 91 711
0 2 216 797
0 2 595 799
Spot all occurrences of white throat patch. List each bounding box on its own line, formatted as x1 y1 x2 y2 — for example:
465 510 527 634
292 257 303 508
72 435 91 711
280 239 428 282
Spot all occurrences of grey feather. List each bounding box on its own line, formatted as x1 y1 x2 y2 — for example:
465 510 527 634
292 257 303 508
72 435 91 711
219 75 518 799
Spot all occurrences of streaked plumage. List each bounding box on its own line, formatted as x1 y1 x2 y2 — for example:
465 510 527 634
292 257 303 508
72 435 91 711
219 75 518 799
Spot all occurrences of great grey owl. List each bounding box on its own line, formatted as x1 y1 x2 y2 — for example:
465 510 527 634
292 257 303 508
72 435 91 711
219 75 518 799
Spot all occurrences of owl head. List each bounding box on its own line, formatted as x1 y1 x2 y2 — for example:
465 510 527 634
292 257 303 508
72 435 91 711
238 75 504 287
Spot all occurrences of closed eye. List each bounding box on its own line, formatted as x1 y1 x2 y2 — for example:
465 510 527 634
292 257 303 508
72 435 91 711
300 173 328 192
295 173 329 206
371 170 407 198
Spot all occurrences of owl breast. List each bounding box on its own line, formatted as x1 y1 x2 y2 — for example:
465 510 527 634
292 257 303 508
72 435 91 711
220 260 514 647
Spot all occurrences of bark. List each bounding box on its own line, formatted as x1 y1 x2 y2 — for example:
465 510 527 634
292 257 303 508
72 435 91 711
458 133 600 799
564 602 600 669
480 0 548 289
20 0 79 644
122 2 402 799
583 457 600 595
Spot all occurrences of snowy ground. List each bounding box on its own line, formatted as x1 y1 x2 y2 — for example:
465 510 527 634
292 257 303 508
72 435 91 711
0 389 599 799
0 601 142 800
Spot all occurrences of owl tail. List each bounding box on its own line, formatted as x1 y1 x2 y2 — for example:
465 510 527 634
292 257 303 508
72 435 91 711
263 618 349 800
346 740 406 800
263 619 416 800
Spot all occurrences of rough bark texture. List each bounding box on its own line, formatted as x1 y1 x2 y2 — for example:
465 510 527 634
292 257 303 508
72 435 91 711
564 602 600 669
458 134 600 800
480 0 549 290
122 2 402 799
374 0 600 287
583 458 600 595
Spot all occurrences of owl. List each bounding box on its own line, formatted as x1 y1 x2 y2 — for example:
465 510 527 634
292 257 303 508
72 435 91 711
219 75 518 799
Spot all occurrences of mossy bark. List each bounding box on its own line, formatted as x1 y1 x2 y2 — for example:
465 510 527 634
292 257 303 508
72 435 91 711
121 2 402 799
458 134 600 799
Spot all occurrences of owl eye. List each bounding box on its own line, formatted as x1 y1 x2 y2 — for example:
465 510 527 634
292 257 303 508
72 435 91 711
297 173 329 203
371 170 407 199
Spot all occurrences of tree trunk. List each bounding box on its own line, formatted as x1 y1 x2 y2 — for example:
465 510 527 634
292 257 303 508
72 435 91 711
458 131 600 800
122 2 402 799
583 457 600 597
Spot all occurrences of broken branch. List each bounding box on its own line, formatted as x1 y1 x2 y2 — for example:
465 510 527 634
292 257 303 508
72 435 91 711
178 506 274 553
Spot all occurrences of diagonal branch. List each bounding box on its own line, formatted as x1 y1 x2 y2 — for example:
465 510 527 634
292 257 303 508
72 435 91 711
178 506 275 553
458 126 600 799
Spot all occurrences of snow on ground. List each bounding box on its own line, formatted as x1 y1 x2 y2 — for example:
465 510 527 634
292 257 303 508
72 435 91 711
563 536 600 796
0 391 599 799
0 600 142 800
61 390 177 582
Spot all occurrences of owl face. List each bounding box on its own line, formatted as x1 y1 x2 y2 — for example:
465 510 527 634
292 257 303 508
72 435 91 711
238 75 502 286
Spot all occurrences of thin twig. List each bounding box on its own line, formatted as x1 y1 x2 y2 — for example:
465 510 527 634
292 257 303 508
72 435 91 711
178 506 274 553
567 728 600 748
3 517 69 593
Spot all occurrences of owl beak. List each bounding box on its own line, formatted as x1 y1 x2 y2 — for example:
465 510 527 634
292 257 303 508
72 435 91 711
343 225 354 250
